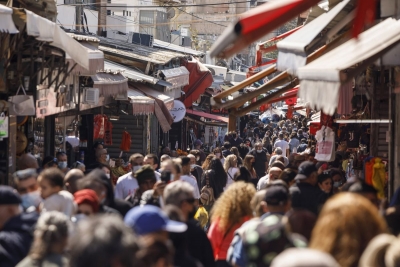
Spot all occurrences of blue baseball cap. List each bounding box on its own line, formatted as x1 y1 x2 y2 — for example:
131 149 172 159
124 205 187 235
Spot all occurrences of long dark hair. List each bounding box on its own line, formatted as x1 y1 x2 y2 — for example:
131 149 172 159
209 158 227 190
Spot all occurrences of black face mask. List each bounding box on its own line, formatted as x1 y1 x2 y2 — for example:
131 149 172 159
232 134 237 139
251 162 256 168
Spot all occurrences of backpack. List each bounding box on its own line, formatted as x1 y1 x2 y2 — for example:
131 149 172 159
200 172 215 206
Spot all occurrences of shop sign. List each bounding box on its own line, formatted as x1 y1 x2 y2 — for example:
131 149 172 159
170 100 186 123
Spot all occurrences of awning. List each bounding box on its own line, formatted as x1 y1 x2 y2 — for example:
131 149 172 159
91 72 128 98
25 10 89 70
160 66 190 90
182 57 213 108
210 0 321 58
186 109 228 123
277 0 355 75
130 83 174 132
67 42 104 76
127 89 155 115
0 5 18 33
298 18 400 115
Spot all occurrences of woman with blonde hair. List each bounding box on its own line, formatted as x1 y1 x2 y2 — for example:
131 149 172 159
202 154 214 170
230 147 243 166
223 155 239 190
243 155 258 187
309 193 387 267
207 182 256 267
17 211 70 267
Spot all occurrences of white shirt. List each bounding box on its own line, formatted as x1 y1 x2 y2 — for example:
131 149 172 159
274 139 290 157
41 190 76 218
257 175 270 191
225 167 239 190
115 172 138 200
115 170 161 200
180 174 201 199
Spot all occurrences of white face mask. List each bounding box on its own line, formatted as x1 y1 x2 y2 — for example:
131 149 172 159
132 165 141 173
105 154 110 161
170 174 175 181
215 153 221 158
105 173 110 179
257 149 263 153
21 191 42 210
196 157 200 162
58 161 68 169
190 164 196 169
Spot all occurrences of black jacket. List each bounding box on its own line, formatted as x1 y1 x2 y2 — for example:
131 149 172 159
0 212 39 267
290 182 328 215
186 220 215 267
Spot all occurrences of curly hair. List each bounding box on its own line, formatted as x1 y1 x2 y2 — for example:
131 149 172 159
310 193 387 267
210 181 256 232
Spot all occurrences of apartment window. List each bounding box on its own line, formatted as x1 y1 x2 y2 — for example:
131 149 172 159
123 10 125 16
129 11 132 16
107 10 111 15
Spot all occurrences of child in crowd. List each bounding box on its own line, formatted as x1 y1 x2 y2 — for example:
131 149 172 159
38 168 76 218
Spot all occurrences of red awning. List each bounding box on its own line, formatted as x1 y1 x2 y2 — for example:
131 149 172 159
210 0 320 58
182 58 213 108
186 109 229 123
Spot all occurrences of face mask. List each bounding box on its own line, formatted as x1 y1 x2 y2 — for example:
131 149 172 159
58 161 67 169
72 213 88 223
257 149 263 153
232 134 237 139
105 173 110 179
21 191 42 210
196 157 200 161
333 182 341 188
170 174 175 181
105 154 110 161
215 153 221 158
132 166 141 173
190 164 196 169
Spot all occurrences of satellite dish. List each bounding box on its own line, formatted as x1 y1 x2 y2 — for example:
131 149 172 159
167 7 179 20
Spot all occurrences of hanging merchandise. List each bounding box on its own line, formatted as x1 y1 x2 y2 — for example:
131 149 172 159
0 113 8 139
120 130 131 152
8 84 35 116
286 105 294 119
104 118 113 146
372 158 386 199
94 115 105 139
315 126 335 162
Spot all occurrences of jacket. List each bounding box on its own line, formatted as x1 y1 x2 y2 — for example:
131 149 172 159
0 212 39 267
290 182 328 215
16 254 68 267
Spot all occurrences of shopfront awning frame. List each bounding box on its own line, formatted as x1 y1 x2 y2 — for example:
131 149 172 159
298 18 400 115
91 72 128 98
186 109 228 123
277 0 356 75
0 5 18 33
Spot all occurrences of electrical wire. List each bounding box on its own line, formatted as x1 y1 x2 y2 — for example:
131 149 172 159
176 7 227 27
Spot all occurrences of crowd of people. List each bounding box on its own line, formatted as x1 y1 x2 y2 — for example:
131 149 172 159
2 115 400 267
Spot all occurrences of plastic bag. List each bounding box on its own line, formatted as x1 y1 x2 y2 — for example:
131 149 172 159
315 126 335 162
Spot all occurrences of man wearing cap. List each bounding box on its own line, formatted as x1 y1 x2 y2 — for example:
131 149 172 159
290 161 328 215
0 186 39 267
13 169 42 211
124 205 187 242
227 182 293 267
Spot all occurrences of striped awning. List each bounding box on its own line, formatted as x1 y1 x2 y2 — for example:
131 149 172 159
91 72 128 98
127 89 155 115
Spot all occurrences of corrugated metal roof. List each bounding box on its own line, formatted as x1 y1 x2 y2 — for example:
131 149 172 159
97 36 187 65
103 60 159 84
67 33 100 43
153 39 205 57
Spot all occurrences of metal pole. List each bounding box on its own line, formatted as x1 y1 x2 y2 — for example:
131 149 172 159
389 67 395 200
76 0 83 32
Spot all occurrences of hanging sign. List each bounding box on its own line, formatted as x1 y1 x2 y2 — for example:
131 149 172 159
170 100 186 123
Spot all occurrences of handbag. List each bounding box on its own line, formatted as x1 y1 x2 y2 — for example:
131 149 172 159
200 172 215 206
8 84 35 116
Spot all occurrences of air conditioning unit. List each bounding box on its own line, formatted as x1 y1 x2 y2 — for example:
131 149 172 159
84 88 99 105
114 92 128 101
204 64 228 80
128 32 154 47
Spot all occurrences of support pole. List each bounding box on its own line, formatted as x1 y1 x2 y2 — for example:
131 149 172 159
228 113 237 132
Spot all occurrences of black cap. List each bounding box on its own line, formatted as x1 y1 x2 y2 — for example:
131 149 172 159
0 186 22 205
264 185 289 205
295 161 317 180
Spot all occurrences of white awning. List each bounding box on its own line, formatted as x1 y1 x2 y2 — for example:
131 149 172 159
298 18 400 115
91 72 128 97
160 66 190 90
277 0 355 75
25 10 89 70
127 89 155 115
67 42 104 76
0 5 18 33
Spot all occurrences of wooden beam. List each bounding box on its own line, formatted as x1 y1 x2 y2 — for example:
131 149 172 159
228 113 237 132
232 79 299 117
212 64 277 103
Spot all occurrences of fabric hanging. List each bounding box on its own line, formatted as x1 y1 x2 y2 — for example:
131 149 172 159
364 157 375 186
337 73 354 115
104 119 113 146
372 158 386 199
120 131 131 152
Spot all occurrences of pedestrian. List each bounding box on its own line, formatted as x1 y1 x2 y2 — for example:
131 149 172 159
222 142 233 158
73 189 100 217
69 215 141 267
257 167 283 191
56 152 70 174
17 153 39 171
202 154 215 171
115 154 144 199
70 161 86 173
234 167 252 183
274 133 290 158
290 162 328 215
358 234 400 267
203 158 227 198
318 172 333 195
64 169 84 194
188 154 203 192
289 133 300 153
230 147 243 166
125 165 157 207
13 169 42 211
309 193 387 267
0 186 39 267
38 168 76 218
17 211 70 267
179 157 201 202
143 154 161 179
278 168 297 187
243 155 258 187
269 147 289 166
297 138 308 153
208 182 256 267
270 248 340 267
42 156 58 170
164 181 215 267
135 239 175 267
248 142 269 179
214 147 225 165
224 155 239 190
